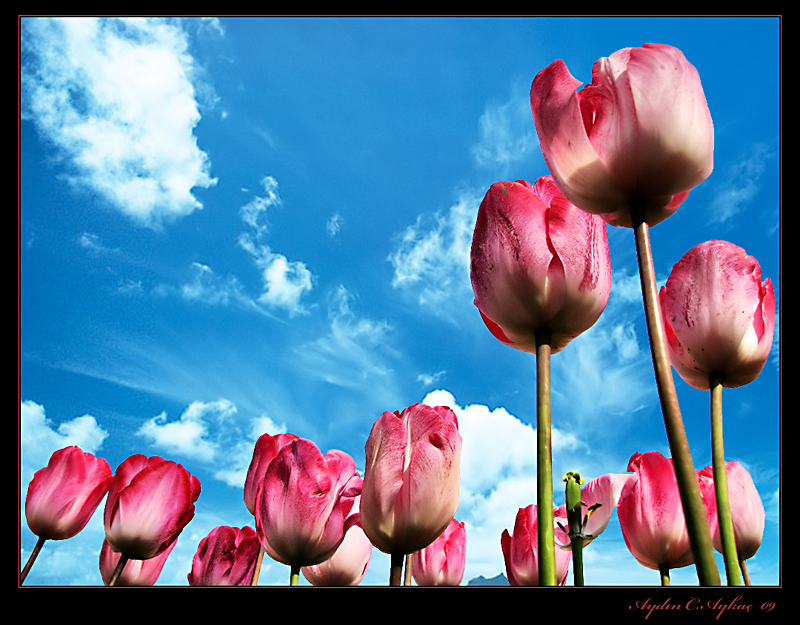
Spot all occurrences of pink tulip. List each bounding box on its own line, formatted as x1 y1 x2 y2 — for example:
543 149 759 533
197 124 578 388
187 525 260 586
502 504 571 586
617 451 717 571
256 438 362 567
470 176 611 354
412 517 466 586
244 432 300 516
700 461 765 561
554 472 637 549
99 537 176 586
360 403 461 555
302 496 373 586
25 446 113 541
104 454 201 560
660 240 775 390
531 44 714 228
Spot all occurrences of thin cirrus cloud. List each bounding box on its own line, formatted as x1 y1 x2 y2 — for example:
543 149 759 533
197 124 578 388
21 17 217 229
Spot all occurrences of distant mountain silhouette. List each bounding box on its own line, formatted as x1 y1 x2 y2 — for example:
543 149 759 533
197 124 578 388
467 573 509 586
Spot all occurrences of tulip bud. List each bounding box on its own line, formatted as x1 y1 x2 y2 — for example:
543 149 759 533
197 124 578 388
360 403 461 555
104 454 201 561
25 446 113 541
470 176 611 354
660 240 775 390
188 525 260 586
618 452 717 571
99 537 176 586
531 43 714 228
501 504 571 586
412 517 466 586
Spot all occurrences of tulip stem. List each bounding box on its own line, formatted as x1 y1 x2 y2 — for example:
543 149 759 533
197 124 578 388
108 553 129 587
536 330 557 586
710 376 742 586
290 564 300 586
740 559 752 586
390 552 404 586
251 544 264 586
632 210 720 587
20 535 46 584
659 563 671 586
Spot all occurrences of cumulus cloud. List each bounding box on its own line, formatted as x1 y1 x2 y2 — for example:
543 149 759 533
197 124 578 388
388 188 481 311
21 17 217 228
136 398 286 488
20 400 110 488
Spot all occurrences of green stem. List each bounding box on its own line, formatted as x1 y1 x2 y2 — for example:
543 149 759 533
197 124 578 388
390 552 404 586
290 564 300 586
710 376 742 586
564 472 585 586
570 537 584 586
108 553 130 587
20 535 46 584
632 211 720 587
536 330 557 586
659 563 671 586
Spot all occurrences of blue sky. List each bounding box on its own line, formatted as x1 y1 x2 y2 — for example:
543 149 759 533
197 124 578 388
19 16 780 587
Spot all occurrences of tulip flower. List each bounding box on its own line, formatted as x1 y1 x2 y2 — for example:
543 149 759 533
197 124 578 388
412 517 466 587
188 525 260 586
660 240 775 391
302 496 373 586
255 437 362 585
100 537 176 586
470 175 610 585
103 454 200 585
659 240 774 585
617 451 717 585
530 43 713 229
501 504 571 586
243 431 300 585
244 432 301 516
700 461 765 586
360 402 461 585
470 176 611 356
21 446 113 584
531 43 720 585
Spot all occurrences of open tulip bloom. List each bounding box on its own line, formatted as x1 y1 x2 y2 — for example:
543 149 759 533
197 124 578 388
531 44 721 585
470 175 610 585
255 438 362 585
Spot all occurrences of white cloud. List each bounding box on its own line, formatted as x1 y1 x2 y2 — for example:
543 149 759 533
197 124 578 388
707 144 773 224
293 286 394 389
471 83 539 172
21 17 216 228
388 188 481 311
20 400 110 488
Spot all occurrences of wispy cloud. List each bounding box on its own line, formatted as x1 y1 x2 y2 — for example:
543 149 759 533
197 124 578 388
707 143 774 224
471 82 539 173
388 188 481 313
21 17 217 228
